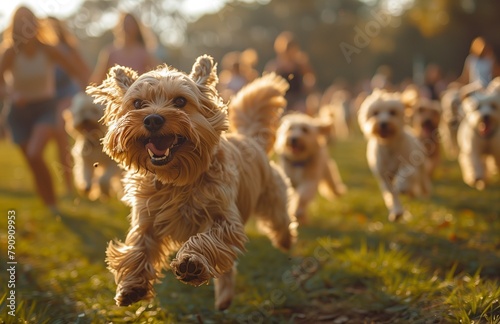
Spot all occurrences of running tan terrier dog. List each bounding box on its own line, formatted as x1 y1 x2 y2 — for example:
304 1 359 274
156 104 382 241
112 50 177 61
275 113 347 225
358 89 431 221
407 97 442 178
87 55 296 310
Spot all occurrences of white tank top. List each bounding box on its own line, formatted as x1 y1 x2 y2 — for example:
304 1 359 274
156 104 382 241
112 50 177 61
11 49 55 102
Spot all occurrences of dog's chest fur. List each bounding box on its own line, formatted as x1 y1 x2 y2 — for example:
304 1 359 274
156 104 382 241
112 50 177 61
123 137 268 246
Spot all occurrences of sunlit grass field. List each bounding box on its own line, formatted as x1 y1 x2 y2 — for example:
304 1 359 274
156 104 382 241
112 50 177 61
0 132 499 323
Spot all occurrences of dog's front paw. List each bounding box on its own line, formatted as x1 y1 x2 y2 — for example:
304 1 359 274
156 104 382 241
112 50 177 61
474 178 486 191
388 210 404 222
115 285 149 307
171 255 211 286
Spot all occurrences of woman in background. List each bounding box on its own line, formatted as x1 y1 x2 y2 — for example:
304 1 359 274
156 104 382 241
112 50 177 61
0 6 89 214
90 12 159 84
458 36 500 87
48 16 91 196
265 31 316 113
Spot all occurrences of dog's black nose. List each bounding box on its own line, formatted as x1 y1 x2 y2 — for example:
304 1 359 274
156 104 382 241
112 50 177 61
290 137 299 146
380 122 388 130
483 115 490 123
143 114 165 132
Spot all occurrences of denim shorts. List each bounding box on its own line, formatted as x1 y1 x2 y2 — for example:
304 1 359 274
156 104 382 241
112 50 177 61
7 98 58 145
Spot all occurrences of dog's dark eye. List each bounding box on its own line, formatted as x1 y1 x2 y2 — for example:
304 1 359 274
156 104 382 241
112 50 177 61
301 126 309 134
372 111 379 116
133 99 144 109
389 109 397 116
491 104 497 111
173 97 187 108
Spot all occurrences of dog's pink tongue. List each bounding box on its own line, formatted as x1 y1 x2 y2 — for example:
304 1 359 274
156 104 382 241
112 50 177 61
145 135 175 156
479 121 491 136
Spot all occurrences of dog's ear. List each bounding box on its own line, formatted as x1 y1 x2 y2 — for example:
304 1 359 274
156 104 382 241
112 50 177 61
189 55 218 89
486 77 500 94
316 119 333 137
86 66 138 124
459 81 483 101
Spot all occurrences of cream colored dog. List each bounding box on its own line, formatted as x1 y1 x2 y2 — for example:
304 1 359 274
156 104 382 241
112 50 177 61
87 56 296 310
358 89 431 221
275 113 347 225
458 78 500 190
64 92 122 199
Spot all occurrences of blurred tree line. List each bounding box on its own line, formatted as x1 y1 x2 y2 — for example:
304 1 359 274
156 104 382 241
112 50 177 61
67 0 500 91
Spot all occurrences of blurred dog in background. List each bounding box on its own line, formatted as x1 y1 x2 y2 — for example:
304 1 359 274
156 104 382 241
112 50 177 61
64 92 122 200
458 78 500 190
358 89 431 221
275 113 347 225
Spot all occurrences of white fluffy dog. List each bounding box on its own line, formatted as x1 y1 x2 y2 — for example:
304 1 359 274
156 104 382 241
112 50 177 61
458 78 500 190
358 89 431 221
275 113 347 225
65 92 122 199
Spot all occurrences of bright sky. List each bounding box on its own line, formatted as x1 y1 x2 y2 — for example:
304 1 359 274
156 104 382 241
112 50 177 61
0 0 227 32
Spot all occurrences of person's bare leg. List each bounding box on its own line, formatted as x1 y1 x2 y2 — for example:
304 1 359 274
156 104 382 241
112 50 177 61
22 124 58 211
55 98 74 195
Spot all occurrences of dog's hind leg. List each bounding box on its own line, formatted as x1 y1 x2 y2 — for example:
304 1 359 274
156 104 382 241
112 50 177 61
214 264 237 311
319 159 347 198
254 163 297 250
106 208 169 306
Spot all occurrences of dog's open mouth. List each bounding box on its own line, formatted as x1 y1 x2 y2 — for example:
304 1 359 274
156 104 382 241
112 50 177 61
287 139 305 154
143 134 187 166
478 119 494 137
421 120 436 136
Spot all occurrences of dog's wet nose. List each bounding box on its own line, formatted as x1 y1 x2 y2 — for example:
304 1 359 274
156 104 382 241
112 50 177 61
380 121 388 130
144 114 165 132
290 137 299 146
483 115 490 123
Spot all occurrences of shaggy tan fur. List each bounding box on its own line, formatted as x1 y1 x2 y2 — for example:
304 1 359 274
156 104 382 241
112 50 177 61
275 113 347 225
87 55 296 310
440 88 463 159
407 97 442 178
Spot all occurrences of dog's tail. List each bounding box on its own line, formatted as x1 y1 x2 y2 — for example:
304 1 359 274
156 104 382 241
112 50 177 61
229 73 289 154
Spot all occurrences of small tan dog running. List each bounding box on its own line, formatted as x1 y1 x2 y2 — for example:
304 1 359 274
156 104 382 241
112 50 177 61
440 87 463 159
275 113 347 225
358 89 431 221
458 78 500 190
87 55 296 310
406 97 442 178
64 92 122 199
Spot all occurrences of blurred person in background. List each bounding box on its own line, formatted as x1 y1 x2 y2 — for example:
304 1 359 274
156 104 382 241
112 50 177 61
457 36 500 88
265 31 316 113
422 63 447 100
90 12 159 84
0 6 89 214
48 16 91 196
218 48 259 101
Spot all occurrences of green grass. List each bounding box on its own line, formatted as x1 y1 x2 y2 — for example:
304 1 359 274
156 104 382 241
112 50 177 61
0 134 499 323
